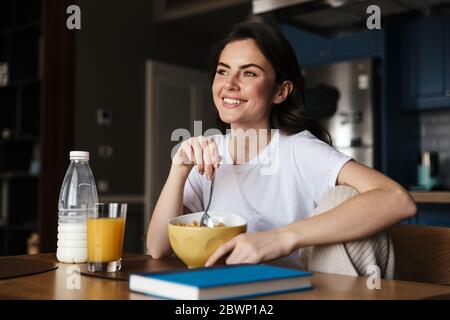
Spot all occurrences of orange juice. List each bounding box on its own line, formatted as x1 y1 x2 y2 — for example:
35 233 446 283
87 217 125 262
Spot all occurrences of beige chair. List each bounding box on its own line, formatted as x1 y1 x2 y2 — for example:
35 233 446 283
298 185 450 286
298 185 394 279
389 224 450 285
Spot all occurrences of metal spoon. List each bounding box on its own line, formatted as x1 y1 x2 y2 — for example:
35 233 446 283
200 171 216 228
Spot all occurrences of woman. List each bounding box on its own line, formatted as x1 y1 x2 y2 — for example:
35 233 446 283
147 22 416 267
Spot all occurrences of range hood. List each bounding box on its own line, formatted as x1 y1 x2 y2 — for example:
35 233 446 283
253 0 450 36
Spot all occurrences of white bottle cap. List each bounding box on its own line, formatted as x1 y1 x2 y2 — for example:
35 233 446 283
70 151 90 161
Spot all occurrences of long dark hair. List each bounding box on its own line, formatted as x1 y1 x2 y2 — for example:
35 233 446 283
210 22 332 145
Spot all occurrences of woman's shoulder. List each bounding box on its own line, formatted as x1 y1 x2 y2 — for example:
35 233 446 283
281 130 324 147
279 130 338 161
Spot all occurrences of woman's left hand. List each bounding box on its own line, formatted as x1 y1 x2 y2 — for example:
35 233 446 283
204 229 296 267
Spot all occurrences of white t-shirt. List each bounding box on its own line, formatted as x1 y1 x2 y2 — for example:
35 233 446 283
183 130 352 265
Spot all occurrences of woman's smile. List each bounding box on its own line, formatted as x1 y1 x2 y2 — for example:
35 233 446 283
222 97 248 109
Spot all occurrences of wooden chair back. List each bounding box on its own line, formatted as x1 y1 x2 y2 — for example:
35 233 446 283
389 224 450 285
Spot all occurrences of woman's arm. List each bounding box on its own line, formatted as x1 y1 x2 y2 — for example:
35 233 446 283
206 160 417 266
147 136 220 259
281 160 417 249
146 164 191 259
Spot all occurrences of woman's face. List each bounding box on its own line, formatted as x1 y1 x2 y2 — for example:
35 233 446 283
212 39 278 129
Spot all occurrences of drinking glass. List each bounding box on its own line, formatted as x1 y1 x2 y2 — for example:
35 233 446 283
87 203 127 272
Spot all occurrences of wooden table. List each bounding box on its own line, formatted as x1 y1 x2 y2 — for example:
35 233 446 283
0 253 449 300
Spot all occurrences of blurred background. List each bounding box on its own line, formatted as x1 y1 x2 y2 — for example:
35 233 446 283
1 0 450 256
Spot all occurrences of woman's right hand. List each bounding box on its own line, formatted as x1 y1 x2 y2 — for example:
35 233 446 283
172 136 221 180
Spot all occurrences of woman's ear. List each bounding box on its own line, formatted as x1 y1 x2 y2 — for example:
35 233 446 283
273 80 293 104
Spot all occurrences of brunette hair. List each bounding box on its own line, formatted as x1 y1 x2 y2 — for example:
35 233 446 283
210 22 331 145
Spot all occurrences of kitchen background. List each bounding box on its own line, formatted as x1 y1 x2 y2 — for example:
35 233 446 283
1 0 450 256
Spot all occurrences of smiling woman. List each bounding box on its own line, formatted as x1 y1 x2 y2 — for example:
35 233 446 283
146 22 416 271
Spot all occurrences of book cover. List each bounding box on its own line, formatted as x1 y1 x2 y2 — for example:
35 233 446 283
129 264 313 300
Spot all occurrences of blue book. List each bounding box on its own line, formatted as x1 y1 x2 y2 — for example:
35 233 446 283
129 264 313 300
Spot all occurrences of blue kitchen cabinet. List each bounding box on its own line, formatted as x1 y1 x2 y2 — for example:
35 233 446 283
419 212 450 227
401 204 450 227
281 24 383 67
413 204 450 227
403 15 450 110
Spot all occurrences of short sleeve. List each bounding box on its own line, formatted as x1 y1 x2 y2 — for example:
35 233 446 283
183 167 204 213
292 131 352 206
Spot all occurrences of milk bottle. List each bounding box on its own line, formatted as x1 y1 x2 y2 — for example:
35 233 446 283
56 151 98 263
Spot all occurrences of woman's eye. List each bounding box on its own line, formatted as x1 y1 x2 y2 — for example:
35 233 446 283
216 69 227 75
244 71 256 77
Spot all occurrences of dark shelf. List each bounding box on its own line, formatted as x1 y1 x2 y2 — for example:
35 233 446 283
7 77 40 86
18 81 40 136
0 33 6 61
0 171 38 179
0 0 13 30
1 175 39 226
0 82 41 140
0 0 42 257
1 228 35 255
5 224 37 231
13 0 41 27
0 86 18 133
9 26 40 82
0 139 35 173
0 136 38 143
0 22 41 34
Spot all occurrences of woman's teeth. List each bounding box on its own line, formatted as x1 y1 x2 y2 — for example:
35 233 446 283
223 98 245 105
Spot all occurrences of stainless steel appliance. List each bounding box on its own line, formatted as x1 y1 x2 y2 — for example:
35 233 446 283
302 58 377 168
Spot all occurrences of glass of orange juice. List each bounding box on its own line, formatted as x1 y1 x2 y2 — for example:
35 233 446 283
87 203 127 272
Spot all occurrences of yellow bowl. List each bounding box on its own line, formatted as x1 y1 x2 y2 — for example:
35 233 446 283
168 211 247 268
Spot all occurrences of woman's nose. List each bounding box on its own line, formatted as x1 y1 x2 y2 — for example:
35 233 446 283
224 75 239 91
